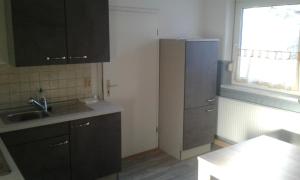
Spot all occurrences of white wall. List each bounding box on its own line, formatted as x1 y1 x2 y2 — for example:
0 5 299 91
109 0 204 38
202 0 235 61
158 0 204 37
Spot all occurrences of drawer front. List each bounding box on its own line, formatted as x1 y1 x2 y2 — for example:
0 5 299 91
183 105 217 150
1 122 69 146
8 135 70 180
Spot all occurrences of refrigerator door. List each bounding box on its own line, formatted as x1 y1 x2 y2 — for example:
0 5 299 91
184 40 219 109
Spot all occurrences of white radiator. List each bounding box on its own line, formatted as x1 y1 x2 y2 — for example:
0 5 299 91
218 97 300 143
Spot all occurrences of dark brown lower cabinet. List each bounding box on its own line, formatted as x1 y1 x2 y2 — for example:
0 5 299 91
1 112 121 180
7 136 70 180
183 105 218 150
70 113 121 180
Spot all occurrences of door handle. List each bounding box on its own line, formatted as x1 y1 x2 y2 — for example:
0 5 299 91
69 56 88 59
207 97 216 102
206 109 217 112
77 122 91 128
50 140 69 148
107 80 118 97
46 56 66 61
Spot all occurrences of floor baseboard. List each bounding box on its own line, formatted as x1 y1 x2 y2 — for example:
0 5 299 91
214 136 235 148
123 148 159 160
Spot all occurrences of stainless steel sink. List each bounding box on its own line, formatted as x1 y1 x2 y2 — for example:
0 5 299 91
6 111 49 123
0 109 50 124
0 100 92 124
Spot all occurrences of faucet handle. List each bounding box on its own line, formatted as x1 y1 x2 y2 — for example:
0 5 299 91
28 97 34 104
39 96 46 101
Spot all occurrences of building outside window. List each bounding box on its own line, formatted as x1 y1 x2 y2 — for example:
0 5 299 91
233 1 300 95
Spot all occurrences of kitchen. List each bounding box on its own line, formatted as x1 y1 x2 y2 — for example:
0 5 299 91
1 0 300 180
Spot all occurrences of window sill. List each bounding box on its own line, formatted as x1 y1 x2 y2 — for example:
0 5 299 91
219 84 300 113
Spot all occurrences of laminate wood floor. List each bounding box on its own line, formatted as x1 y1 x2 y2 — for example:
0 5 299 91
119 145 221 180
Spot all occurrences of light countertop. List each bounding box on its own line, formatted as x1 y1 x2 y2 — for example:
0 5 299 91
0 100 123 180
0 138 23 180
0 101 123 134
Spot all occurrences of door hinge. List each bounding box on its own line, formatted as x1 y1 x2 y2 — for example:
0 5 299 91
156 28 159 37
156 126 159 133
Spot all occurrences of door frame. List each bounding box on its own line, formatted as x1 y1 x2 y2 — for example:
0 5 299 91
101 5 159 157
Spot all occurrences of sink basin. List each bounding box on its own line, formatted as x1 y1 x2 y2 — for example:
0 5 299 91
0 108 50 124
6 111 49 123
0 100 92 124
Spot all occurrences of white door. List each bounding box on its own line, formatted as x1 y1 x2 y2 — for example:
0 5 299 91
104 8 159 158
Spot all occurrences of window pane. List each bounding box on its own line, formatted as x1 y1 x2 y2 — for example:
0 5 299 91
238 4 300 91
241 5 300 52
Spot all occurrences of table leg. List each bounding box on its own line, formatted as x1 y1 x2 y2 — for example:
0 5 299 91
198 159 211 180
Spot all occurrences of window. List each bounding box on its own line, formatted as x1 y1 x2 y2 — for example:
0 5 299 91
233 1 300 94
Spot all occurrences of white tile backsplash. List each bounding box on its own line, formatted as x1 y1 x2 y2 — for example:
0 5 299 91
0 63 96 109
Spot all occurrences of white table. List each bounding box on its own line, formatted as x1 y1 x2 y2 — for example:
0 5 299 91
198 135 300 180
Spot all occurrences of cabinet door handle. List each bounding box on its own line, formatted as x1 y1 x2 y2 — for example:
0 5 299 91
46 56 66 61
69 56 88 59
207 98 216 102
78 122 91 128
50 140 69 148
206 109 217 112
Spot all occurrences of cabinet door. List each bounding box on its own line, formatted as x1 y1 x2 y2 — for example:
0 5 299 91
1 122 69 146
10 0 67 66
65 0 110 63
7 136 70 180
183 105 217 150
184 41 219 109
70 113 121 180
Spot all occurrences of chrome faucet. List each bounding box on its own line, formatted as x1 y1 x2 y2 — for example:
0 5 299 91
28 97 48 112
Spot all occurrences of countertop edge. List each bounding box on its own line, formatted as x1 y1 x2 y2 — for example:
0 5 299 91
0 138 24 180
0 101 123 134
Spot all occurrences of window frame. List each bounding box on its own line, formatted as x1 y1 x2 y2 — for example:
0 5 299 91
232 0 300 96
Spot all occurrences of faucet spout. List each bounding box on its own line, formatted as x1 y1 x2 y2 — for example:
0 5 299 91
28 97 48 112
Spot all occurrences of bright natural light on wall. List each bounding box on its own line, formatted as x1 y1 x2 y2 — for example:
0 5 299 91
236 4 300 92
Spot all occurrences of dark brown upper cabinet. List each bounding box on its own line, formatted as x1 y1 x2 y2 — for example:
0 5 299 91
7 0 68 66
5 0 109 66
66 0 110 64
